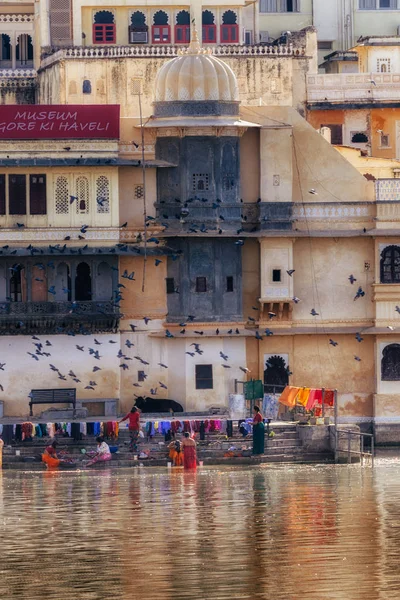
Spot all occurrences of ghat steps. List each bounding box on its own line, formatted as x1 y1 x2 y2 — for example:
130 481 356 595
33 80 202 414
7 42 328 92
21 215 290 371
2 423 334 469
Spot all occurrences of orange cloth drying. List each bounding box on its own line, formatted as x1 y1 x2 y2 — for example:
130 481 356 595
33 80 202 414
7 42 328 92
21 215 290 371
306 389 323 411
279 386 300 408
297 388 311 407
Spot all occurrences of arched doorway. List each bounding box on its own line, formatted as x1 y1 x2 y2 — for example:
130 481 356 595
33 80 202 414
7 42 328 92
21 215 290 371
221 10 238 43
16 34 33 66
264 354 289 395
202 10 216 44
9 264 26 302
176 10 190 44
96 262 112 301
0 34 11 68
93 10 116 44
152 10 170 43
382 344 400 381
75 262 92 301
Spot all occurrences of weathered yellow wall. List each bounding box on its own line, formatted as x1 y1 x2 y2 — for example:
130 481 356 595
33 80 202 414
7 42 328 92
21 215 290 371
257 334 374 417
119 255 167 320
0 334 120 417
335 145 400 179
241 105 375 205
118 166 157 226
39 53 312 115
292 237 375 323
258 1 313 41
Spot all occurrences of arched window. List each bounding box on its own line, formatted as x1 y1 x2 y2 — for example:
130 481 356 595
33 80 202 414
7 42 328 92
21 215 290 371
382 344 400 381
10 264 26 302
264 355 289 394
75 262 92 301
175 10 190 43
68 80 77 95
202 10 216 44
351 132 368 144
82 79 92 94
380 245 400 284
93 10 115 44
221 10 238 43
16 34 33 65
96 262 112 301
0 34 11 66
96 175 110 213
76 176 89 215
152 10 170 43
55 262 71 301
131 11 146 28
55 176 69 214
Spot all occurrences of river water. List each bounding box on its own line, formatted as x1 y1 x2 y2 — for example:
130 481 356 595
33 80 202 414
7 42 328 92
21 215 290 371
1 457 400 599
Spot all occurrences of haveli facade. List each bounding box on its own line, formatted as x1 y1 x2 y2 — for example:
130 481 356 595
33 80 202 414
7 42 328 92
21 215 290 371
1 0 400 443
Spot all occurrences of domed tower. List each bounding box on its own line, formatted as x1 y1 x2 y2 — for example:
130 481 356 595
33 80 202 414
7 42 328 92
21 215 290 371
148 29 256 324
149 29 255 228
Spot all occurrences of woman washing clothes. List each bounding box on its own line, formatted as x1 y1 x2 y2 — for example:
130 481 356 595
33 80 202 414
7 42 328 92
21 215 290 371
182 432 197 470
252 405 265 455
42 441 61 469
86 437 112 467
168 439 183 466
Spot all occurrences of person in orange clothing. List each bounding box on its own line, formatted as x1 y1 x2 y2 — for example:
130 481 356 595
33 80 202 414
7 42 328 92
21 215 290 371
168 439 183 466
120 406 141 452
42 441 61 469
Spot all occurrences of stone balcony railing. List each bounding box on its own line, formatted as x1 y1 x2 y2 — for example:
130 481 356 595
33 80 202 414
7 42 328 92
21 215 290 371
376 178 400 202
0 301 120 335
40 43 304 68
307 72 400 104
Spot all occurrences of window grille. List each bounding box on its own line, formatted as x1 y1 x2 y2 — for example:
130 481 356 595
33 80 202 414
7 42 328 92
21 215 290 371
96 175 110 213
76 176 89 215
192 174 209 192
55 176 69 214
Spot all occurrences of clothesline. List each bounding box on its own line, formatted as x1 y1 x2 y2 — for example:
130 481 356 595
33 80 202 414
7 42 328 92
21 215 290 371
279 386 335 415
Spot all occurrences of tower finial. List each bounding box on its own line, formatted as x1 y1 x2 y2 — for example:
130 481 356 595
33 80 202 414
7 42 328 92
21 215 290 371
188 18 201 54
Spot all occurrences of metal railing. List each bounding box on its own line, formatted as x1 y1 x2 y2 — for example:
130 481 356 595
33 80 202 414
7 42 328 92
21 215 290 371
335 429 374 466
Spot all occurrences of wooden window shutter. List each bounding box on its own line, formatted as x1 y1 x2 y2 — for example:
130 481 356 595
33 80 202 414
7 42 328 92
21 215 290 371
29 174 47 215
9 175 26 215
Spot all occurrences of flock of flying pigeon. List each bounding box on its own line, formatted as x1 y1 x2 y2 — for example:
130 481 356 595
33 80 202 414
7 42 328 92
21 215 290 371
0 185 396 391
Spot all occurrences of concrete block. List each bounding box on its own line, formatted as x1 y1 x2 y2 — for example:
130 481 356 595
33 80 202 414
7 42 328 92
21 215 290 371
40 408 88 420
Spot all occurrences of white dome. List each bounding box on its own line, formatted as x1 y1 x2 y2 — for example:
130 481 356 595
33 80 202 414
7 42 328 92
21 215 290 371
154 33 239 103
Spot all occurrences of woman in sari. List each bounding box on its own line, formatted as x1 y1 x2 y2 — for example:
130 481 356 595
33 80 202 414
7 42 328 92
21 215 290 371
42 441 61 469
252 405 265 455
86 437 112 467
168 439 183 466
182 432 197 470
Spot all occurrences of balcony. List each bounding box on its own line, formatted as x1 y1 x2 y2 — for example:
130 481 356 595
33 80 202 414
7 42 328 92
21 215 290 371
307 73 400 106
40 42 302 68
0 301 120 335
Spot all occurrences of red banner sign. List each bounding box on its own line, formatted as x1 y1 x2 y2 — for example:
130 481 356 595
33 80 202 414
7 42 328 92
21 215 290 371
0 105 120 139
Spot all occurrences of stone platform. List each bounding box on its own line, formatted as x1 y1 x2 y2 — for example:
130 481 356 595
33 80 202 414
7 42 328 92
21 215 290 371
1 423 340 470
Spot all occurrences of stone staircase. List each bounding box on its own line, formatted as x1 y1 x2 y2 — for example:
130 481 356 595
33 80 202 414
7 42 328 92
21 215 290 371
1 423 334 470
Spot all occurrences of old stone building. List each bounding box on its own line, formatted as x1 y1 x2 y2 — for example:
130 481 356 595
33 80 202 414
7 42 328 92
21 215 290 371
1 0 400 444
